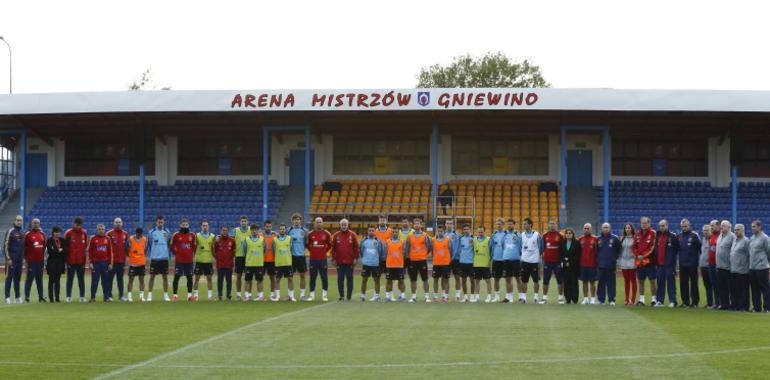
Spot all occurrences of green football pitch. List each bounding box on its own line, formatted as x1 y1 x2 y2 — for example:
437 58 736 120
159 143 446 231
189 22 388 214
1 274 769 379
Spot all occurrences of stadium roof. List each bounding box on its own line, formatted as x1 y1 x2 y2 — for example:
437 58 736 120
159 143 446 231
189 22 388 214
2 88 770 116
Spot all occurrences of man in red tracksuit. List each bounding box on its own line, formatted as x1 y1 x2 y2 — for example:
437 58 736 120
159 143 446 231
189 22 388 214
215 226 236 301
306 217 333 302
87 224 113 302
170 219 196 301
64 217 88 302
633 217 658 306
107 218 129 302
331 219 359 301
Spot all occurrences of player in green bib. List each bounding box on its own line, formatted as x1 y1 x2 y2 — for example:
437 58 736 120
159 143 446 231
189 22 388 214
242 224 269 301
193 220 215 301
472 226 493 303
274 224 295 301
232 216 251 301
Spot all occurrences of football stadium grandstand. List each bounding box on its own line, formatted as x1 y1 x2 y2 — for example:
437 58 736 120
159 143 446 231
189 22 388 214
1 88 770 238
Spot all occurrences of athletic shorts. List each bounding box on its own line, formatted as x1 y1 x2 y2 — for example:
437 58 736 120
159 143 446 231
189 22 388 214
386 267 404 281
492 260 513 279
361 265 382 278
432 265 451 279
276 265 293 279
451 259 462 276
245 266 265 282
149 260 168 275
234 257 246 274
543 261 563 284
509 260 522 277
637 265 656 280
460 263 474 278
175 263 193 276
579 267 598 282
128 265 146 277
264 261 276 276
473 267 492 280
194 262 213 276
292 256 307 273
407 260 428 282
520 261 540 283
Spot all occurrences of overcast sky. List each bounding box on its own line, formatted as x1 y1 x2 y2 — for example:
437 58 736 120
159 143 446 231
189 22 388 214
0 0 768 94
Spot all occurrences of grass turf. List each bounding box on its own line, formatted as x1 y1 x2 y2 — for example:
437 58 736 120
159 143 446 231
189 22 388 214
1 273 768 379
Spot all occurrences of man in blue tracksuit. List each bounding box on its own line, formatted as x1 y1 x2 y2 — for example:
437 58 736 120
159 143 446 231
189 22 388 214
445 220 463 301
287 213 309 300
457 224 475 302
677 219 702 308
4 215 25 304
359 227 385 302
490 219 508 303
654 220 679 307
597 223 621 305
146 215 171 302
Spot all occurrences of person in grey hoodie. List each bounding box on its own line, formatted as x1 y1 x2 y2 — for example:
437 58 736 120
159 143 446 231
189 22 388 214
748 220 770 313
715 220 735 310
699 225 715 308
729 224 750 312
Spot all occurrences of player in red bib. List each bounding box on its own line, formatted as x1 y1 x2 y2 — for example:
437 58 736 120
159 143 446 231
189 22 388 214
170 218 196 301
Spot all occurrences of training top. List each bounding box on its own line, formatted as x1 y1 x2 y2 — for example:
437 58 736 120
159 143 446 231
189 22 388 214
457 234 475 264
88 235 112 263
730 236 750 274
677 230 701 268
232 227 250 258
749 231 770 270
542 231 564 263
490 230 507 262
214 235 236 269
24 229 47 264
64 227 88 265
373 226 393 243
579 234 598 268
432 237 452 266
273 235 293 267
147 227 171 260
195 232 215 263
597 233 621 269
106 228 129 265
502 229 521 261
404 231 432 261
716 231 735 270
127 236 148 266
521 231 543 264
385 238 405 268
331 229 359 265
242 235 268 267
306 229 332 260
472 236 491 268
171 231 196 264
360 236 385 267
287 226 308 257
632 228 656 267
4 226 24 262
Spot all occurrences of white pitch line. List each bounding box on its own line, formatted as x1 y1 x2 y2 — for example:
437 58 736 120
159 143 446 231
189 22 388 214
92 301 336 379
0 344 764 373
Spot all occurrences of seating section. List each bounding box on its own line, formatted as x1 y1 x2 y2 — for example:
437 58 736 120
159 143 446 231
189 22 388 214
599 180 729 233
310 179 559 231
30 180 285 232
445 180 559 231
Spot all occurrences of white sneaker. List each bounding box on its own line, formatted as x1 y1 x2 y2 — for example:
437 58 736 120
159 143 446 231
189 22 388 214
120 296 128 302
65 297 72 303
307 294 315 302
289 296 297 302
590 298 597 305
558 297 565 305
321 295 329 302
235 295 242 301
425 296 432 303
609 302 616 306
470 296 479 303
668 302 676 308
492 295 500 303
128 296 133 303
139 295 146 302
270 295 280 302
4 298 10 305
147 293 153 302
255 295 265 301
484 295 493 303
408 298 416 303
360 295 366 302
581 298 589 305
79 297 86 303
370 294 380 302
163 294 171 302
398 295 406 302
463 295 469 303
300 295 308 301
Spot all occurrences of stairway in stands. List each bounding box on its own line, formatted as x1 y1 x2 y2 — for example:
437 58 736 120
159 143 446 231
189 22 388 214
274 186 306 224
566 186 599 230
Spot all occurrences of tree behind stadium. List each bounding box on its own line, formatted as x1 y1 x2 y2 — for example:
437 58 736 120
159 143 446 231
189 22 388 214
416 52 550 88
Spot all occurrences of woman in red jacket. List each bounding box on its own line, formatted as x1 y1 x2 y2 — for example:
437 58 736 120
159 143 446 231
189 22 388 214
331 219 358 301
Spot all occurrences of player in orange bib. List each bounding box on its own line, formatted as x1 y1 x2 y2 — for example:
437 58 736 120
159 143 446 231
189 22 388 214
431 225 453 302
126 228 148 302
403 218 433 303
261 221 278 301
384 233 406 302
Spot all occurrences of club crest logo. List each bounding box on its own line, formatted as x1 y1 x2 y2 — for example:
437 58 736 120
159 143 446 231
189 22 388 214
417 91 430 106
